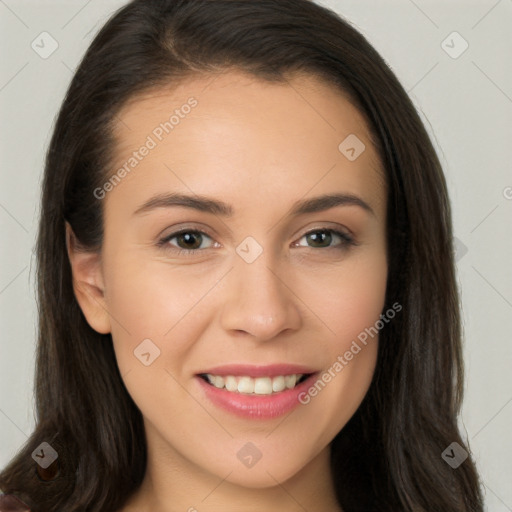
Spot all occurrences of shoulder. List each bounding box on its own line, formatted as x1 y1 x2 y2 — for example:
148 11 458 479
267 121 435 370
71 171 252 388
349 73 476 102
0 494 32 511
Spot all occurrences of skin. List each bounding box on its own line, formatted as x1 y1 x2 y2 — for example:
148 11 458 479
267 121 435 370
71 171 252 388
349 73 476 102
66 70 388 512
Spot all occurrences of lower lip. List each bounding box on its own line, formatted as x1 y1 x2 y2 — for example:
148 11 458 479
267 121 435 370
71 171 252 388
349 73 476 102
196 374 317 419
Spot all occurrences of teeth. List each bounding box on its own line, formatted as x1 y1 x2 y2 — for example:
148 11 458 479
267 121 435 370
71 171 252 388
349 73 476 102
203 373 305 395
238 376 254 394
284 374 297 388
254 377 272 395
225 375 238 392
272 375 285 392
213 375 225 388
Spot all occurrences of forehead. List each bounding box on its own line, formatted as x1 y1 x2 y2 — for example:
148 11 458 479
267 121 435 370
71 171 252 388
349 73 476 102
106 70 386 219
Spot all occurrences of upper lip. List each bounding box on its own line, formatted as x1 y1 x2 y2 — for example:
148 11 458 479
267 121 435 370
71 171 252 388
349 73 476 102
196 364 318 378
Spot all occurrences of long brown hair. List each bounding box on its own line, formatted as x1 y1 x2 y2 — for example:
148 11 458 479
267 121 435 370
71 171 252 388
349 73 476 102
0 1 484 510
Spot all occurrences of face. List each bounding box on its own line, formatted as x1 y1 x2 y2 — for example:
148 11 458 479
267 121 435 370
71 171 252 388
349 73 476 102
69 70 387 489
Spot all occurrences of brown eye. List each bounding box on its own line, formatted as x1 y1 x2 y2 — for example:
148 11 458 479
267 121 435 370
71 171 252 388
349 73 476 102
296 229 354 249
306 230 333 248
158 230 215 254
174 232 204 250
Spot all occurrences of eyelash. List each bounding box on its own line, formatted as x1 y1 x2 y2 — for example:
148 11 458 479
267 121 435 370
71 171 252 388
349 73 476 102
156 227 356 256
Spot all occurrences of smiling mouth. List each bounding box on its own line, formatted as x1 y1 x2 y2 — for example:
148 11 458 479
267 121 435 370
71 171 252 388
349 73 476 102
198 373 312 395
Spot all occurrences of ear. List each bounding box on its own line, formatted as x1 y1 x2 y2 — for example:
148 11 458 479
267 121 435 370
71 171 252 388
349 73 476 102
65 222 111 334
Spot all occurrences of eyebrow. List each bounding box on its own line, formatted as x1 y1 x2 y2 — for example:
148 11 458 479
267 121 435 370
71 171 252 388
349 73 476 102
132 192 375 217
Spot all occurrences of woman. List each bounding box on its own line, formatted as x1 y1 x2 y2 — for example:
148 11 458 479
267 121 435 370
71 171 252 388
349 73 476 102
0 0 484 510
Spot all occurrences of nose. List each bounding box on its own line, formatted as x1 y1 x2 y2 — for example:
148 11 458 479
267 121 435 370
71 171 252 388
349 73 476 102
219 252 302 341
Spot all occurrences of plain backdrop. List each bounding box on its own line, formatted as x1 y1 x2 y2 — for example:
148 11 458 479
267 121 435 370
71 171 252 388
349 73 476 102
1 0 511 509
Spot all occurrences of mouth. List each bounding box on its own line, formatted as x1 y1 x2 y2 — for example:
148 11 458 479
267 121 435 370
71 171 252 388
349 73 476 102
198 373 312 395
194 364 319 419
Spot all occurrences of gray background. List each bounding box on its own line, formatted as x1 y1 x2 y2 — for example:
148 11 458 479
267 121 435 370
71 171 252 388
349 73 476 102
1 0 511 509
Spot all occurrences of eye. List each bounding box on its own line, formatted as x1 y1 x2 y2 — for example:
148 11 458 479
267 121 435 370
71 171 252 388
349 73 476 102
294 228 355 250
157 229 216 255
157 227 356 257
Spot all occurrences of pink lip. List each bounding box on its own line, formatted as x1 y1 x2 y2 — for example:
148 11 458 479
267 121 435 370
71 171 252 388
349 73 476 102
197 363 317 378
195 370 318 420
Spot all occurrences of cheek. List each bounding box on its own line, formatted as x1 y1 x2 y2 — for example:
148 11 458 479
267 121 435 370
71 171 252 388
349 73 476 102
102 255 214 424
295 249 388 347
102 250 224 350
290 250 386 427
